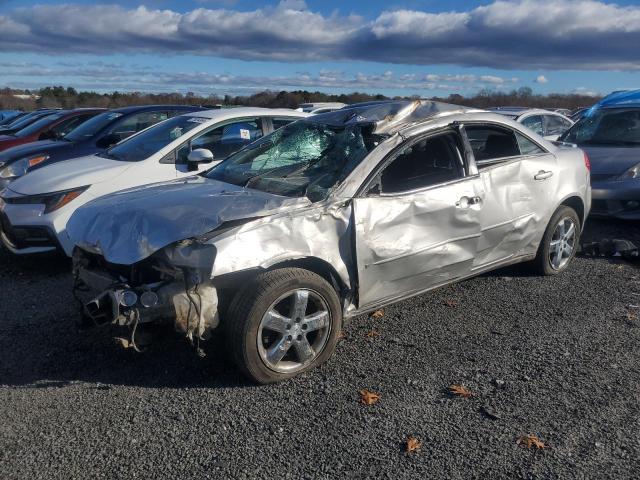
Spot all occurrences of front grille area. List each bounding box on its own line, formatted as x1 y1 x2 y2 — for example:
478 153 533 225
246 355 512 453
0 211 58 249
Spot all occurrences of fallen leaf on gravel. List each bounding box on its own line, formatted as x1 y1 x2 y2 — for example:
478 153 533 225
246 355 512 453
444 299 458 308
359 389 381 406
114 337 132 349
405 436 422 455
448 384 473 398
337 331 347 340
517 434 548 449
366 329 381 338
626 312 638 321
370 309 384 319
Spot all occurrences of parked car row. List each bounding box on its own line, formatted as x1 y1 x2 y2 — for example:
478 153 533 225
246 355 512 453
0 91 636 383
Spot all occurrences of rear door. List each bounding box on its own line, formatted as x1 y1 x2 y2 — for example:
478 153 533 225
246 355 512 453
463 123 559 268
353 129 484 308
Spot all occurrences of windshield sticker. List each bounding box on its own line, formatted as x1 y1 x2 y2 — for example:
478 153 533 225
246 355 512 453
188 117 208 124
169 127 184 140
240 128 251 140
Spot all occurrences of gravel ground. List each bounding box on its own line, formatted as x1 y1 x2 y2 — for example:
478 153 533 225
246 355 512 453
1 218 639 479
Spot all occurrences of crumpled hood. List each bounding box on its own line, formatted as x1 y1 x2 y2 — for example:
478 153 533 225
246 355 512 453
581 146 640 175
8 154 132 195
67 176 309 265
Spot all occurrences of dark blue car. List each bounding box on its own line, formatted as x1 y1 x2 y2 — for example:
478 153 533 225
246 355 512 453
559 89 640 219
0 105 205 184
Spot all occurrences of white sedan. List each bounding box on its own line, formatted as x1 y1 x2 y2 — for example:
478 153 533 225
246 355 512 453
0 107 308 256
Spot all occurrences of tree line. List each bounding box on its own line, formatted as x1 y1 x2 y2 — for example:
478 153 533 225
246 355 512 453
0 86 601 112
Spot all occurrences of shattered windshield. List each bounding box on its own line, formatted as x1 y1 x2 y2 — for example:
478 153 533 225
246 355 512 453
560 108 640 146
206 120 381 201
102 115 206 162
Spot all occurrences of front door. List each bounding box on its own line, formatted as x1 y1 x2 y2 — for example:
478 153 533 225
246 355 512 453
353 130 484 309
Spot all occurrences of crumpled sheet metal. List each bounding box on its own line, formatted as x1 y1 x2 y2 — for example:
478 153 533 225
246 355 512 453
209 201 354 291
473 159 543 267
308 100 481 136
66 176 309 265
353 181 482 307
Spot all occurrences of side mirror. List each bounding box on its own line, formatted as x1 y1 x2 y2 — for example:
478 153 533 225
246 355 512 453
96 133 121 149
187 148 214 171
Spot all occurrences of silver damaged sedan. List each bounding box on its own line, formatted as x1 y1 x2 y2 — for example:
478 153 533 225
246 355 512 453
68 100 592 383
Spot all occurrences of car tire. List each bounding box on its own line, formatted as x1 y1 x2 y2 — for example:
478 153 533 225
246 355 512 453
225 267 342 384
532 205 581 276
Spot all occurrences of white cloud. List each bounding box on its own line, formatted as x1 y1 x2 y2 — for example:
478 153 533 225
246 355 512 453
0 1 639 70
535 75 548 84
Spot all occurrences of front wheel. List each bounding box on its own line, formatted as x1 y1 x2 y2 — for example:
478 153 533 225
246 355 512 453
225 268 342 384
532 205 581 276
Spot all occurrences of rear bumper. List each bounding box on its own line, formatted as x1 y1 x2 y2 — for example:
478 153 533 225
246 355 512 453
591 179 640 220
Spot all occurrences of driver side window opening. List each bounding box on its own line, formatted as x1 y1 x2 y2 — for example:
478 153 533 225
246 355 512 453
378 132 466 194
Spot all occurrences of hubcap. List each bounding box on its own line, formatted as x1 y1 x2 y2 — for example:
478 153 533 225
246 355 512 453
549 217 577 270
257 289 331 373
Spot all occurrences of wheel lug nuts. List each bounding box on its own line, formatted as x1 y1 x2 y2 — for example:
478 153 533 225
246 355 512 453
302 324 308 331
286 324 292 330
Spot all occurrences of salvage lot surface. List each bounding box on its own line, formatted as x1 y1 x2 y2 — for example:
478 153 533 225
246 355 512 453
1 219 639 479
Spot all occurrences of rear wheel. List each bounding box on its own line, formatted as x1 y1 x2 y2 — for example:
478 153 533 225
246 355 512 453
225 268 342 384
532 205 580 275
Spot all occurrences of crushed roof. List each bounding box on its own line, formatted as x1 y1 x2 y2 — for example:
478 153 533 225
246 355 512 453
308 100 482 134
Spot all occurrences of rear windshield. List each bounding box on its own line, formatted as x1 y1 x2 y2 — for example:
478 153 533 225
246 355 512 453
65 111 124 141
560 108 640 146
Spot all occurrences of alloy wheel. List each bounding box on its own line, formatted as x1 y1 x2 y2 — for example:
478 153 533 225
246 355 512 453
257 289 331 373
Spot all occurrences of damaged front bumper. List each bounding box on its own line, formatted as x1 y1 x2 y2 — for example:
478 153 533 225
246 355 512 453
73 249 219 342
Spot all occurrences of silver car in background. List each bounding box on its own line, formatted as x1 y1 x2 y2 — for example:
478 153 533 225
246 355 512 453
490 107 574 140
68 100 591 384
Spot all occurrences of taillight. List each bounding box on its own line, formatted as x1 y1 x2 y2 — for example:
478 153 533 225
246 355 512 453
583 151 591 171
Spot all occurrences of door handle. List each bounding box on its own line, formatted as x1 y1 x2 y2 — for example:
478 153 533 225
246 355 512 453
534 170 554 180
456 196 482 208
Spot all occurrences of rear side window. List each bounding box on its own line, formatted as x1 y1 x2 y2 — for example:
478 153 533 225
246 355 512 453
466 126 521 167
380 132 465 194
515 132 546 155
